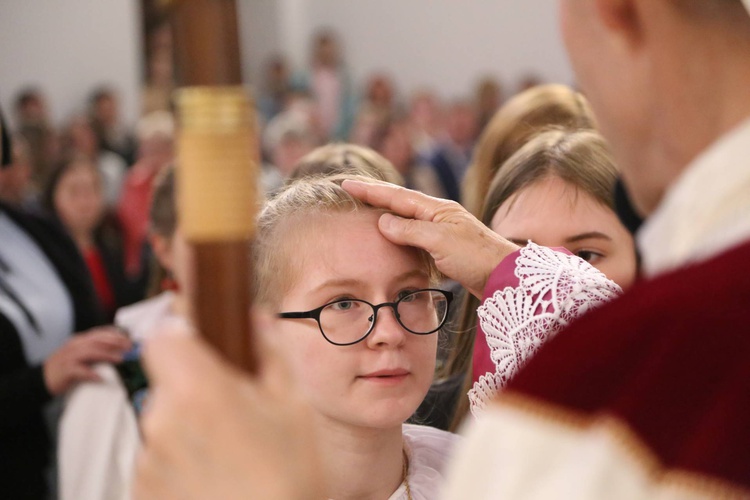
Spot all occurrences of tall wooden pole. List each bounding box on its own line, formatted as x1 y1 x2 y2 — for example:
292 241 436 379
168 0 258 373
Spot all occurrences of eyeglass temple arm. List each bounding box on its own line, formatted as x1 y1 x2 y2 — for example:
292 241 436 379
278 311 317 319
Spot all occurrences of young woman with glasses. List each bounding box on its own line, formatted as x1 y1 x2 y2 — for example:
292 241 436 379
253 172 459 500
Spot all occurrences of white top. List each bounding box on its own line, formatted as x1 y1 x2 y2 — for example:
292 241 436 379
58 292 176 500
389 424 461 500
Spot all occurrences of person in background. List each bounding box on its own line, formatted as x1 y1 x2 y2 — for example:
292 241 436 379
88 87 136 165
258 55 292 124
408 89 444 159
59 168 186 500
473 76 504 135
462 83 596 217
43 157 138 320
117 111 175 282
61 115 127 208
260 123 318 195
295 29 357 141
427 100 477 203
373 116 446 199
13 87 59 191
0 106 131 500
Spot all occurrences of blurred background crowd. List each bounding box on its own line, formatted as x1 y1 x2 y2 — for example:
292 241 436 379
0 19 553 316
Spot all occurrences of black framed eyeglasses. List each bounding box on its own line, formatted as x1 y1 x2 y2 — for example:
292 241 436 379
278 288 453 346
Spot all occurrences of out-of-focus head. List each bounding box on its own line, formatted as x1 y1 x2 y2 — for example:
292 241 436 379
373 116 414 174
45 156 105 236
90 87 119 127
290 143 404 186
64 115 99 157
463 83 596 216
559 0 750 215
14 88 48 125
475 77 504 114
264 55 289 91
445 100 477 147
365 73 396 109
408 89 443 132
272 126 318 177
147 167 190 295
136 111 175 165
311 29 341 68
486 129 637 288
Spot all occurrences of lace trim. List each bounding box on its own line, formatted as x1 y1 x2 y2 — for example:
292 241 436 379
469 243 621 417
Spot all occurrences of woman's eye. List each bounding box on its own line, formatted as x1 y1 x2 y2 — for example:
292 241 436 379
397 289 420 302
575 250 604 264
330 300 357 311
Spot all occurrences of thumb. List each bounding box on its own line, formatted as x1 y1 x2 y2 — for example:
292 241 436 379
378 213 442 254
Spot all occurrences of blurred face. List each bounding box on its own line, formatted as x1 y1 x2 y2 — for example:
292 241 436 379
53 162 105 236
380 124 413 172
95 94 118 126
68 118 98 155
151 227 190 291
491 175 637 289
447 105 477 146
274 210 438 429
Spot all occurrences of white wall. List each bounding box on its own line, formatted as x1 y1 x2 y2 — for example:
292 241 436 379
240 0 574 101
0 0 141 129
0 1 572 129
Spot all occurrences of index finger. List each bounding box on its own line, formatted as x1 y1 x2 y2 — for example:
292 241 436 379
342 179 451 222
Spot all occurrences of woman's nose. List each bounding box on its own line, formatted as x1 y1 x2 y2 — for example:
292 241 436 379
365 306 407 348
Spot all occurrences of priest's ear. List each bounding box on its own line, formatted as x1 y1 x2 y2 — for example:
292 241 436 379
593 0 646 49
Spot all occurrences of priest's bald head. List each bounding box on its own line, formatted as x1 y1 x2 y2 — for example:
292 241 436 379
559 0 750 216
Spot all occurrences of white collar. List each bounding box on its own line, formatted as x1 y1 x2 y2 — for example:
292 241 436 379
638 117 750 277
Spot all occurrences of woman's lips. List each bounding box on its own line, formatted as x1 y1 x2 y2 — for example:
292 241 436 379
358 368 410 383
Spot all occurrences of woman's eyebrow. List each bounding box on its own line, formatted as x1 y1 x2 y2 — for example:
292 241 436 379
390 269 430 285
565 231 612 243
311 270 429 294
311 278 363 294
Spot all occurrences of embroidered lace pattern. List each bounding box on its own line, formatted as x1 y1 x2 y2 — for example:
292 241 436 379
468 243 621 417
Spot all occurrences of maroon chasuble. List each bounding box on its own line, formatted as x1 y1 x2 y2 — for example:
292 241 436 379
502 240 750 493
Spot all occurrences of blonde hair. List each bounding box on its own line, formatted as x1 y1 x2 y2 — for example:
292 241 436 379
288 143 404 186
254 174 438 308
462 84 596 216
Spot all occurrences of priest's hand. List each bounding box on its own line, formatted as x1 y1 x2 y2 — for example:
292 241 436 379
133 321 322 500
342 179 519 298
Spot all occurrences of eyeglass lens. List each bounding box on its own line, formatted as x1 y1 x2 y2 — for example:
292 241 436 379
319 290 449 345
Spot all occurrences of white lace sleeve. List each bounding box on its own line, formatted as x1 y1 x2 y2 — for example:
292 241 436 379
468 243 621 417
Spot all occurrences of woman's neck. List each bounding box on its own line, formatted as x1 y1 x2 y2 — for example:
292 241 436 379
314 415 405 500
